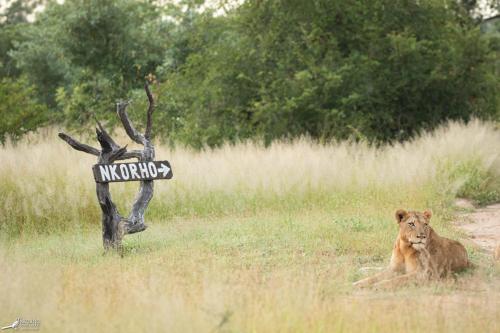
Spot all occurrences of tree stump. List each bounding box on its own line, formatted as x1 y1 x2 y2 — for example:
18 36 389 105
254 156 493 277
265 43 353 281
59 83 157 250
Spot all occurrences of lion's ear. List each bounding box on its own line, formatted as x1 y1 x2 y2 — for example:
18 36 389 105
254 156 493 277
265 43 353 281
395 209 408 223
423 210 432 221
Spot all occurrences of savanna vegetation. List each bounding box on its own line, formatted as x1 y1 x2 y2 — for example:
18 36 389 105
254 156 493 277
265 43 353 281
0 0 499 146
1 0 500 332
1 121 500 332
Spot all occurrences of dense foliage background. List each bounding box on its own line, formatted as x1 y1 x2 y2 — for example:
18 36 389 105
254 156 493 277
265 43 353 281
1 0 499 147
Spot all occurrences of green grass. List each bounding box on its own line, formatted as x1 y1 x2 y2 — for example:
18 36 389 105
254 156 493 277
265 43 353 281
1 213 498 332
1 120 500 332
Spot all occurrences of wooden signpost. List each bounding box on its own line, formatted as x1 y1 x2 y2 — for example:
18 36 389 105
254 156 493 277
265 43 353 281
92 161 172 183
58 83 172 251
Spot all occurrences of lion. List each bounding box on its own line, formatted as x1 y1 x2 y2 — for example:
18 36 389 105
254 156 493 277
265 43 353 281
353 209 471 288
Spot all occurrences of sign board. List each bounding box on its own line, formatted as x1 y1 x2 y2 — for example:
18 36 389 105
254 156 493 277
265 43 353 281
92 160 173 183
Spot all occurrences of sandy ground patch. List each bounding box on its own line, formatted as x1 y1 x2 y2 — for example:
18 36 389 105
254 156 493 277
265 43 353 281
455 200 500 253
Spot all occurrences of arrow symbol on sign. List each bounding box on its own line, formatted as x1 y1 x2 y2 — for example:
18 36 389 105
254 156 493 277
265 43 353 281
158 163 170 177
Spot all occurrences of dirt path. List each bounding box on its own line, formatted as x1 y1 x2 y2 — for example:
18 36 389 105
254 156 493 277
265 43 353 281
454 199 500 253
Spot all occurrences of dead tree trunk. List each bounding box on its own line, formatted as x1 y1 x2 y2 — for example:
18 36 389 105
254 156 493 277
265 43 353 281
59 83 156 250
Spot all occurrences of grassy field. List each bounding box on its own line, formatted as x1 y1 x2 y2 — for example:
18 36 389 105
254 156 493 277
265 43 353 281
1 121 499 332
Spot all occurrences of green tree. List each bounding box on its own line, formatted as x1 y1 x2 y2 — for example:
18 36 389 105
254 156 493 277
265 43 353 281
0 77 48 142
12 0 171 124
0 0 41 78
160 0 499 146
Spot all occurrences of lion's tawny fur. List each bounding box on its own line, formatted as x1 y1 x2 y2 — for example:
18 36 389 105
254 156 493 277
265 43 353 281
353 209 470 288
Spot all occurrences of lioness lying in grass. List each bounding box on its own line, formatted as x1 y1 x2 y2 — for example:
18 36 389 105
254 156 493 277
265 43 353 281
353 209 470 288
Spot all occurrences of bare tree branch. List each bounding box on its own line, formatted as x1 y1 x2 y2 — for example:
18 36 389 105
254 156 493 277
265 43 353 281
60 85 159 251
116 101 145 145
108 145 128 163
115 150 143 160
58 132 100 156
96 127 114 153
144 83 154 140
95 118 119 150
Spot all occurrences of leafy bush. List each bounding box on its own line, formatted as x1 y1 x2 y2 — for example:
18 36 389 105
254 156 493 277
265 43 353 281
0 0 498 147
159 0 499 147
0 78 48 143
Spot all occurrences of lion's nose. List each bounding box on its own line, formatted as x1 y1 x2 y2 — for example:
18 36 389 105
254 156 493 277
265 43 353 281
417 234 426 239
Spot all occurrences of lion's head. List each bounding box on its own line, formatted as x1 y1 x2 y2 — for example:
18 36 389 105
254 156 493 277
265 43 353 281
395 209 432 251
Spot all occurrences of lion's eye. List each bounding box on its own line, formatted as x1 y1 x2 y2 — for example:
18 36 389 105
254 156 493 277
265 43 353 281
408 222 415 227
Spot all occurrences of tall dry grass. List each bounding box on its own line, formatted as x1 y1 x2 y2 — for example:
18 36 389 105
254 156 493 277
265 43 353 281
1 120 499 332
1 245 498 332
1 120 500 237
